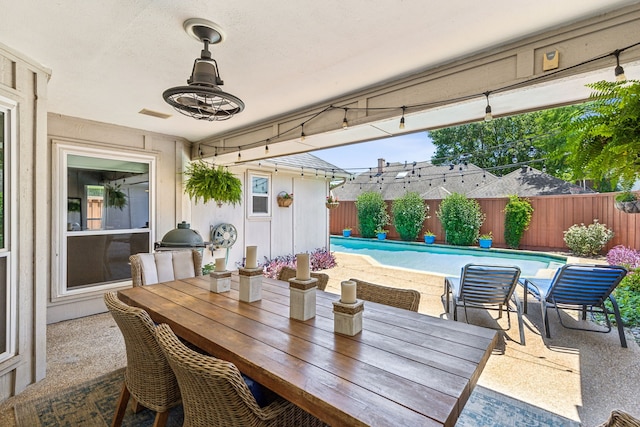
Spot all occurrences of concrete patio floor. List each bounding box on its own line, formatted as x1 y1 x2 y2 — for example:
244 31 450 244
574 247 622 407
0 251 638 426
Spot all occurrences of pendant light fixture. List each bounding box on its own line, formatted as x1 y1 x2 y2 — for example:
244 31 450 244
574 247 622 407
163 19 245 121
483 92 493 122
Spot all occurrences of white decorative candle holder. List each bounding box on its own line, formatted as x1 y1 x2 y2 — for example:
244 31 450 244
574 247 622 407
209 270 231 293
333 300 364 336
238 267 263 302
288 277 318 321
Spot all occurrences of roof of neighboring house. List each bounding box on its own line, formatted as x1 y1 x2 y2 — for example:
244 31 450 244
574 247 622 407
333 160 499 201
259 153 349 177
332 160 595 201
467 166 595 198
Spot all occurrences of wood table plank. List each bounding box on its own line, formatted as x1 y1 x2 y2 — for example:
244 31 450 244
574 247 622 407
118 275 496 427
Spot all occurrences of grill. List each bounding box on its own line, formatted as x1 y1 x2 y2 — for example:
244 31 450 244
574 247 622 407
155 221 206 251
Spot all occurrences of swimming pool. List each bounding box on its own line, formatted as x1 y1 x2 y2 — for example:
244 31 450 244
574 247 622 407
330 236 566 277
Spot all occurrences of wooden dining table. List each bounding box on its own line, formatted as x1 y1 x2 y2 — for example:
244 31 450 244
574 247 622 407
118 274 497 427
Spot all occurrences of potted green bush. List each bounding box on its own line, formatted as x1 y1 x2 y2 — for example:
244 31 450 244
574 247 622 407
436 193 485 246
375 228 388 240
391 192 429 241
504 195 534 248
342 227 352 237
424 231 436 244
183 161 242 206
355 192 390 238
478 232 493 248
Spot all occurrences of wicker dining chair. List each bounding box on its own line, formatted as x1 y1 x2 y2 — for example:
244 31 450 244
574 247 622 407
597 410 640 427
104 292 181 427
129 249 202 286
154 323 328 427
277 266 329 291
348 278 421 311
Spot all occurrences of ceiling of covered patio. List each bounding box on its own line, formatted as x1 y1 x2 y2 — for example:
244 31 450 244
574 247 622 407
2 1 640 163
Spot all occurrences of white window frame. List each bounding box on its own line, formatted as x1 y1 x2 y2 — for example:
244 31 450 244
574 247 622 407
52 142 157 300
247 171 271 218
0 96 17 363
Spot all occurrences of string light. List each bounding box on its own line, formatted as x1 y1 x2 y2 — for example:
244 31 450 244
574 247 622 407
613 49 626 82
199 42 639 160
484 92 493 122
214 147 218 157
237 147 241 161
301 166 304 179
265 139 270 154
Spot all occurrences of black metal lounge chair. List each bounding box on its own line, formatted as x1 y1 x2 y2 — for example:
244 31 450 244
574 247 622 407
520 264 628 348
445 264 524 344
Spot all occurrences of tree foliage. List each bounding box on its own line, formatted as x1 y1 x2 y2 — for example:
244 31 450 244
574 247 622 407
559 80 640 190
355 192 389 238
428 106 579 178
391 192 429 241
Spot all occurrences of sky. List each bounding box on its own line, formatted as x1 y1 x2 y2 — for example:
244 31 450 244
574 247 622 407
313 132 436 173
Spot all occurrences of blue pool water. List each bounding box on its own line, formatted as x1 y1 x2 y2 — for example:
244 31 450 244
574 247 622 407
330 236 566 277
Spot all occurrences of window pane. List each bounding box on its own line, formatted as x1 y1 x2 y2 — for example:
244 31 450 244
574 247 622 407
252 196 268 214
252 176 268 194
67 155 150 231
67 232 149 288
0 111 4 249
0 256 6 353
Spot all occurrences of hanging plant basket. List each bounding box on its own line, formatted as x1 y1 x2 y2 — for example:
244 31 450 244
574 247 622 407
277 191 293 207
615 201 640 214
183 161 242 206
325 202 339 210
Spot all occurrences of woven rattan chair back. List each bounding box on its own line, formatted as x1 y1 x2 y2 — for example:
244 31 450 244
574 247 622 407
278 266 329 291
154 323 327 427
597 409 640 427
104 292 181 427
129 249 203 286
349 278 420 311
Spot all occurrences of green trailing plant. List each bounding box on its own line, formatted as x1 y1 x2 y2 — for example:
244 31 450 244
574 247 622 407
479 232 493 240
436 193 485 246
391 192 429 241
105 184 127 210
503 195 534 249
563 219 614 257
355 191 390 238
615 191 637 203
183 161 242 206
560 80 640 189
424 230 435 236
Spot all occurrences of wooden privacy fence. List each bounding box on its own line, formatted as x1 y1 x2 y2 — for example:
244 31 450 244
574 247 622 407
329 193 640 252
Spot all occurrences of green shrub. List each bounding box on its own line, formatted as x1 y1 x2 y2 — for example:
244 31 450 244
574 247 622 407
391 192 429 241
605 279 640 327
563 219 614 256
436 193 485 246
355 192 390 238
503 195 534 249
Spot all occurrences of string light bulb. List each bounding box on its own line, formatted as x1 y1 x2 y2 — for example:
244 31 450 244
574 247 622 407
265 139 270 154
214 147 218 157
237 147 241 161
614 49 626 82
399 106 406 129
342 108 349 129
300 124 306 141
484 92 493 122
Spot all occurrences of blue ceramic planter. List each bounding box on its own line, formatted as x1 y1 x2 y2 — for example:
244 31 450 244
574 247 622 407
424 235 435 244
343 229 352 237
479 238 492 249
377 232 387 240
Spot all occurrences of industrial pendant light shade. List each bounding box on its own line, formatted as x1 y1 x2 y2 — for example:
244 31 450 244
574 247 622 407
163 19 244 121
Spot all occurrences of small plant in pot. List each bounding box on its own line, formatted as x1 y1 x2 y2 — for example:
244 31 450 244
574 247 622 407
478 232 493 249
342 227 352 237
424 231 436 244
375 229 388 240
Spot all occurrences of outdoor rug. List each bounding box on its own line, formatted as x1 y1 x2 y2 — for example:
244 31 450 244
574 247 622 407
14 368 579 426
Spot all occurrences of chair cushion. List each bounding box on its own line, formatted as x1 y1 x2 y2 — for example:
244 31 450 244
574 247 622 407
155 252 176 283
172 251 196 279
138 253 159 285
